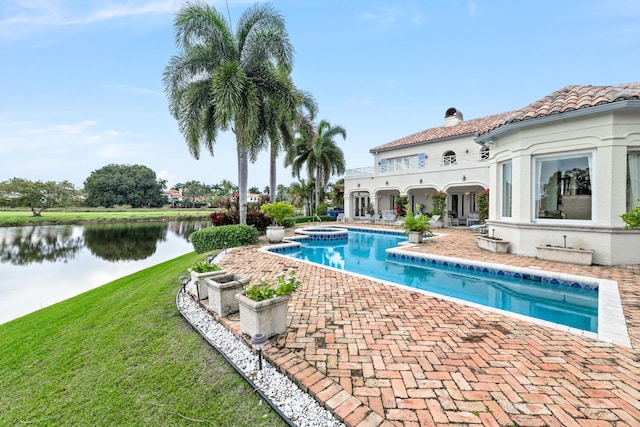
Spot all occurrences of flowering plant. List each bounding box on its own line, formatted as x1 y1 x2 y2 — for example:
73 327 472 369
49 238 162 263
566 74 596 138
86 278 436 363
478 188 489 222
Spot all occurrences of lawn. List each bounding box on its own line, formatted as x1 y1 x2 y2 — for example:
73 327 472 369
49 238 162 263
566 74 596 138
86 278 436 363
0 252 286 426
0 208 213 227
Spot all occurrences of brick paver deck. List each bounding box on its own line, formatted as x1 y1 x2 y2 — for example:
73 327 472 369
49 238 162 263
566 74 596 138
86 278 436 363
215 225 640 427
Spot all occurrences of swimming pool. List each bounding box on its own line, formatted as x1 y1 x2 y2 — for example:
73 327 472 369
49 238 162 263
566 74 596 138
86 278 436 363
263 226 630 346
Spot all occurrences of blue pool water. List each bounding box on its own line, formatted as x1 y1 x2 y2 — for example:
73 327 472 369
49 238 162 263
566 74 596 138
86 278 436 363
270 229 598 332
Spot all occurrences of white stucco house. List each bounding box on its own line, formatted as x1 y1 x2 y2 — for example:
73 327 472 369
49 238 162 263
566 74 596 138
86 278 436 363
344 83 640 265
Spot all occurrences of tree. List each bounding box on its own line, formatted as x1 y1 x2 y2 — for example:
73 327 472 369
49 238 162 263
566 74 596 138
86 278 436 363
164 2 297 224
83 164 166 208
0 178 79 216
181 180 211 207
286 119 346 209
263 84 317 203
288 178 314 215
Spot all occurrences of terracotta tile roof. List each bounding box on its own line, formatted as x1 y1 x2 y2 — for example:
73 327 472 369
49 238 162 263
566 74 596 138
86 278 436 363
481 83 640 135
371 111 514 152
372 83 640 151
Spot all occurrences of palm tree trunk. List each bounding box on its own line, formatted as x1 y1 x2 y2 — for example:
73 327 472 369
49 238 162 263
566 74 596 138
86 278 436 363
269 143 277 202
315 165 321 210
238 145 249 225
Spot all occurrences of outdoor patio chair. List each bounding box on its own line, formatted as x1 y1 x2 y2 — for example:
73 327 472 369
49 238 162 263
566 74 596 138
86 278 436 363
360 213 372 222
366 213 380 224
336 213 346 222
428 215 441 227
381 210 397 225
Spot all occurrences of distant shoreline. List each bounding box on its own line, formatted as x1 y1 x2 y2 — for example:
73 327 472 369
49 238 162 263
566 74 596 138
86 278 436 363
0 209 213 227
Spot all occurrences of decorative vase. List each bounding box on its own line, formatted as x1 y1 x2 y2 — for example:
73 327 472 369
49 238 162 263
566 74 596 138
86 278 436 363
205 273 250 317
188 269 227 300
265 226 285 243
235 293 291 338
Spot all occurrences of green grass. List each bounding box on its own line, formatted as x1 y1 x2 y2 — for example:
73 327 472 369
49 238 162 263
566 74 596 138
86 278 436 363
0 208 213 227
0 252 286 426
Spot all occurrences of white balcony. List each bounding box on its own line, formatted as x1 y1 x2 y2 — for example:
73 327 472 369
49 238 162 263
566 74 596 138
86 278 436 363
345 153 488 177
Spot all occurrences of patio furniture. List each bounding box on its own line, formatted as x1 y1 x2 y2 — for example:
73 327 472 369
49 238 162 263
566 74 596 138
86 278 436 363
336 213 346 222
381 210 397 225
467 212 480 226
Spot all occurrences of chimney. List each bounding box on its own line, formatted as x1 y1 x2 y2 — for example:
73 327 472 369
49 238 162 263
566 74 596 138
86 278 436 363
444 107 463 127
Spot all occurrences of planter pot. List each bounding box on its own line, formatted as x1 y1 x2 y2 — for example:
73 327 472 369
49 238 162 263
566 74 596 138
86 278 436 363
236 293 291 339
206 273 250 317
476 235 510 253
407 231 424 244
266 226 285 243
188 269 227 300
536 246 594 265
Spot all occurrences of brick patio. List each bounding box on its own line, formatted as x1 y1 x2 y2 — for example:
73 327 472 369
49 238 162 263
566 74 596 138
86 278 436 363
215 226 640 427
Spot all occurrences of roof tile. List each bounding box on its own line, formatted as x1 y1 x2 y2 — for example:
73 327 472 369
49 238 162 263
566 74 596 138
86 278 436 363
372 84 640 151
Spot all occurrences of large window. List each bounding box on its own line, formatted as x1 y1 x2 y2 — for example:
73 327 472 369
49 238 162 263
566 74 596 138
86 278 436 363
501 162 512 217
627 151 640 212
534 153 593 220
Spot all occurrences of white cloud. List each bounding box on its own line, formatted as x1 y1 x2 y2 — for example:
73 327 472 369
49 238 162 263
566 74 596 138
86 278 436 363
110 84 163 96
361 5 423 28
96 143 145 159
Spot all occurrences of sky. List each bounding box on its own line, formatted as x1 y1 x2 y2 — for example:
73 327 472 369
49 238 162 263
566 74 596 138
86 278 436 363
1 0 639 192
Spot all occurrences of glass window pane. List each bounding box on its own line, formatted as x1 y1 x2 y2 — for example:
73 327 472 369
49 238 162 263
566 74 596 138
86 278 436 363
502 162 512 217
627 152 640 211
535 154 592 220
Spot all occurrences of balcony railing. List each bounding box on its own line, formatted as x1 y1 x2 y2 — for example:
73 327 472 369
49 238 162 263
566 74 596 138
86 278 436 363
345 153 488 177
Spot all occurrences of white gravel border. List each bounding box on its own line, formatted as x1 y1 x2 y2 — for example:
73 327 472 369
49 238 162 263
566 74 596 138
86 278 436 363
177 291 345 427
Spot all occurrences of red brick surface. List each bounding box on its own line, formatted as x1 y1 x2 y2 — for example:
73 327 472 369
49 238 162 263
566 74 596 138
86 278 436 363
214 226 640 426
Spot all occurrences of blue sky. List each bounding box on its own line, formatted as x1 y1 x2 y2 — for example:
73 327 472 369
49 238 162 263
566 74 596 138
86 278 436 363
1 0 639 191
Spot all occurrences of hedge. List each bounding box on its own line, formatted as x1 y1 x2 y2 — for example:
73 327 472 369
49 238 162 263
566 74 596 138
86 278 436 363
190 225 259 253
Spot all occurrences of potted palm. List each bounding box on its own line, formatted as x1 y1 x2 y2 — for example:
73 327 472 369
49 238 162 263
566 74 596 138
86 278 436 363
235 270 301 338
403 214 433 243
260 202 295 243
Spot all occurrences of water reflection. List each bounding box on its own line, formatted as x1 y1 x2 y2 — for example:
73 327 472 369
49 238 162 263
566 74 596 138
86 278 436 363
84 223 167 261
0 221 208 324
0 225 83 265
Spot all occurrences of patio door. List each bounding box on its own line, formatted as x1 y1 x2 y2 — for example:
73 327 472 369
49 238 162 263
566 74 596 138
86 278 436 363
354 195 369 217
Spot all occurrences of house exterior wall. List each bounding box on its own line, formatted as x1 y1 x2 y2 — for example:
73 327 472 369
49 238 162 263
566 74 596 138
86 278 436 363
483 108 640 265
344 134 489 219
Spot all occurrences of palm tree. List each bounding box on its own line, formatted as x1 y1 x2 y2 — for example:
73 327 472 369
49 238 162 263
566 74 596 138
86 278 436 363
286 120 347 210
263 82 317 203
288 178 314 215
163 2 295 224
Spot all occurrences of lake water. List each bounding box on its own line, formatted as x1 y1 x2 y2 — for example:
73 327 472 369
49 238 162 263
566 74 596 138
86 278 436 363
0 221 206 325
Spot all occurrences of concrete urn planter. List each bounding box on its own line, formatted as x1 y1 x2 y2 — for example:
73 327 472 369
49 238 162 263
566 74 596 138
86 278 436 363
475 235 510 253
407 231 424 244
265 226 286 243
205 273 250 317
235 293 291 339
536 246 594 265
188 269 227 300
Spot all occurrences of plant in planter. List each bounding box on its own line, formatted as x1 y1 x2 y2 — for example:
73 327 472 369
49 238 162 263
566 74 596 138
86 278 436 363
403 214 433 243
475 229 509 253
235 270 302 338
621 199 640 228
478 188 489 223
260 202 295 243
187 261 226 300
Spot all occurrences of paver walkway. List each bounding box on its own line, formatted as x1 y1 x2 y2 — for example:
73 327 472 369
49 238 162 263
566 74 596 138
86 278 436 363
215 226 640 427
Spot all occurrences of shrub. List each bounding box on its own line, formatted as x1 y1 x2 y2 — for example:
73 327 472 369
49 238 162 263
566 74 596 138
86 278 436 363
621 199 640 228
478 188 489 222
246 210 271 232
209 211 235 226
431 192 447 217
190 262 222 273
190 225 259 253
260 202 294 226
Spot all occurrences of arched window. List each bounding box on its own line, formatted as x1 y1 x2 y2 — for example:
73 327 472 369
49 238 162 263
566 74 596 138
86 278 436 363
480 146 490 160
442 150 456 166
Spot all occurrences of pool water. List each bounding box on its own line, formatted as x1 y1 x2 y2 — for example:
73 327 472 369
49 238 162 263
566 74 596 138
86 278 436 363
272 229 598 332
